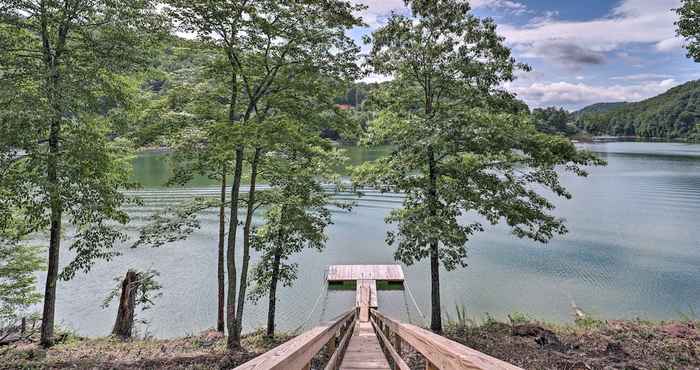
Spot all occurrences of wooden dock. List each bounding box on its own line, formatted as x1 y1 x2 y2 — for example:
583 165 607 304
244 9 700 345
234 264 523 370
340 322 391 370
327 264 405 282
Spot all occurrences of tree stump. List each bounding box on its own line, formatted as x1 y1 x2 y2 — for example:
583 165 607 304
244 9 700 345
112 270 138 339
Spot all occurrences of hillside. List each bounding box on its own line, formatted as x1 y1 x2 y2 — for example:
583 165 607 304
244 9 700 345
575 80 700 140
575 102 628 116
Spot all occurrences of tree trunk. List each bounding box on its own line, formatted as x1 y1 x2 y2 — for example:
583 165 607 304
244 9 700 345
226 148 243 349
429 241 442 333
40 100 62 348
217 165 227 333
266 248 282 337
40 206 60 347
233 148 261 343
112 270 138 339
427 145 442 334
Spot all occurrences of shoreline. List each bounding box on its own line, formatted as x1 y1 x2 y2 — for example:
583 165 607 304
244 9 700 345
3 316 697 369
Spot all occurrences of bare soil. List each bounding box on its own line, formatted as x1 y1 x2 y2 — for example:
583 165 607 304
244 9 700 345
439 319 700 370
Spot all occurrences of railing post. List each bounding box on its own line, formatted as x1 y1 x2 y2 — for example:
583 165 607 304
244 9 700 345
393 332 402 356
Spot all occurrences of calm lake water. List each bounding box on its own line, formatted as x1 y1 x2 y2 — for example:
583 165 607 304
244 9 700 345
48 142 700 338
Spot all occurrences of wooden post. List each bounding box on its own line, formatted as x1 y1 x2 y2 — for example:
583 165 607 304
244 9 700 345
326 330 337 357
393 332 402 356
303 363 311 370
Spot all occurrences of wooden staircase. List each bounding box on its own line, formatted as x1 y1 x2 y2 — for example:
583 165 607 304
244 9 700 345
234 265 523 370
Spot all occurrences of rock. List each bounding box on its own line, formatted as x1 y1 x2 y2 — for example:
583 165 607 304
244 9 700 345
512 323 547 337
605 341 628 358
512 323 568 352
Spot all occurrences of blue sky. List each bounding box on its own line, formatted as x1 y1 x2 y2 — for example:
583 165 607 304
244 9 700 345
350 0 699 110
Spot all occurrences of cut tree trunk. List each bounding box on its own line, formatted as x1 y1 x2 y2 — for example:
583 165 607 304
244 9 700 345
112 270 138 339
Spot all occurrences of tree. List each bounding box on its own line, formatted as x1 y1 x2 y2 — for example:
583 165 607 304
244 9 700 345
165 0 363 348
248 132 349 337
356 0 604 333
677 0 700 62
532 107 577 136
0 0 165 346
0 215 43 342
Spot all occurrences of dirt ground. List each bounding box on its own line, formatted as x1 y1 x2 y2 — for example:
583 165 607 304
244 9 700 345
1 319 697 369
439 318 700 370
0 329 292 370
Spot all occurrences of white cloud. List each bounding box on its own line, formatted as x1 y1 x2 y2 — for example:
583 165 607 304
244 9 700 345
610 73 674 81
351 0 406 29
656 37 684 52
510 78 679 109
360 73 393 84
499 0 683 66
352 0 530 29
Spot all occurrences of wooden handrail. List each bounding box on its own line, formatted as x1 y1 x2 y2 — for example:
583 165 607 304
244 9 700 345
370 317 411 370
324 317 355 370
370 309 523 370
234 310 356 370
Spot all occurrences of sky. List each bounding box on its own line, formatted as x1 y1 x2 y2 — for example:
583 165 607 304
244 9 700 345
349 0 699 110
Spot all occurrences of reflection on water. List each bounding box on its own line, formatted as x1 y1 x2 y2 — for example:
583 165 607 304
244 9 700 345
49 142 700 338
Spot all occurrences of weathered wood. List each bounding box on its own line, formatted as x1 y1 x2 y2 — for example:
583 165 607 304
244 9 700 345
393 332 401 357
339 322 391 370
425 361 438 370
370 310 523 370
370 318 410 370
234 310 355 370
328 265 405 282
355 280 378 308
112 270 138 339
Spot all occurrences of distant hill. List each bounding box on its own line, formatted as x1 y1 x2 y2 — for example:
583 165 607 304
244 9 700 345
574 80 700 140
575 102 628 116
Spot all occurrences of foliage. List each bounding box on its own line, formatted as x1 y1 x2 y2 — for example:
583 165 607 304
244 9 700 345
574 80 700 140
248 145 349 303
132 198 214 249
532 107 578 136
0 217 43 329
356 0 604 332
677 0 700 62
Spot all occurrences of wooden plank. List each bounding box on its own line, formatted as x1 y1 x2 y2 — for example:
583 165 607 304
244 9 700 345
355 280 378 308
370 310 523 370
328 265 404 282
340 322 390 370
370 317 410 370
234 310 355 370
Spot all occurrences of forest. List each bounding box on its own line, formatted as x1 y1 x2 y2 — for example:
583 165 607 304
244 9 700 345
574 80 700 140
1 0 700 369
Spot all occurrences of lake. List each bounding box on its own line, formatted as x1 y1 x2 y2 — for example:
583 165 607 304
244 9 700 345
47 142 700 338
